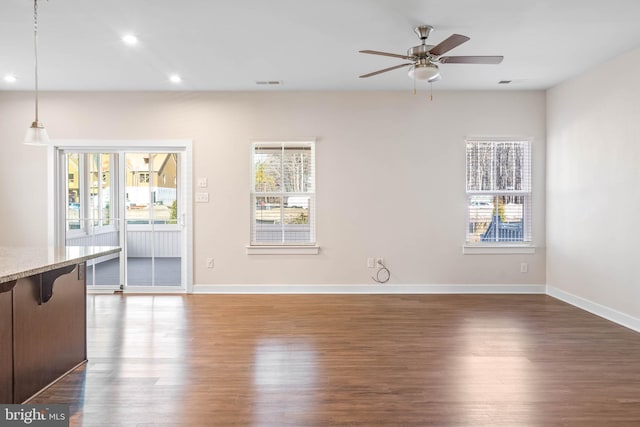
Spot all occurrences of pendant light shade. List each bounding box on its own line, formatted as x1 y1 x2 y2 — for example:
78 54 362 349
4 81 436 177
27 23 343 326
24 122 49 145
24 0 49 146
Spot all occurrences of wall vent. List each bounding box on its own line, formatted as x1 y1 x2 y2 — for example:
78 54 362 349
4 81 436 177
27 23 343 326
255 80 283 85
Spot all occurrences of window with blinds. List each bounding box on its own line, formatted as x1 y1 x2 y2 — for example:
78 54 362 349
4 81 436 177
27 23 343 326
466 139 532 244
251 141 316 245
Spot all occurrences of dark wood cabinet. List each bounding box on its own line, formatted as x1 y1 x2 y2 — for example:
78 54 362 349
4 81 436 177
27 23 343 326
0 290 13 403
1 263 86 403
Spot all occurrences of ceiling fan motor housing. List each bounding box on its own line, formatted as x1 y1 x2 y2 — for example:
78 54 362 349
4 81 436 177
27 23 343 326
414 25 434 40
407 44 434 58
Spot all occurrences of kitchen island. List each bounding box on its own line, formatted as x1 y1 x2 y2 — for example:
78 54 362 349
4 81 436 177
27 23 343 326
0 246 120 403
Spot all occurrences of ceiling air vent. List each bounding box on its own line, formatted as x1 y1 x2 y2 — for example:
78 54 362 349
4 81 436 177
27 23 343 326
498 80 512 84
255 80 283 85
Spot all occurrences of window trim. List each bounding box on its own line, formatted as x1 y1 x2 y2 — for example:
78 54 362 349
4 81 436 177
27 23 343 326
246 245 320 255
249 139 317 250
462 245 536 255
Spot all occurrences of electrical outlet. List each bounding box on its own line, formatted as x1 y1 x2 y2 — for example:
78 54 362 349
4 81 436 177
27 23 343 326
376 258 384 267
520 262 528 273
367 258 375 268
195 192 209 203
206 258 214 268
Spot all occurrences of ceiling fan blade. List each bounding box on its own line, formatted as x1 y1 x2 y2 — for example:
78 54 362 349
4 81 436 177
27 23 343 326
428 34 470 56
439 56 504 64
359 63 413 78
359 50 414 60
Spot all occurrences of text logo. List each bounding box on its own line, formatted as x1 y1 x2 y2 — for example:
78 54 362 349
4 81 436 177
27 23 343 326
1 405 69 426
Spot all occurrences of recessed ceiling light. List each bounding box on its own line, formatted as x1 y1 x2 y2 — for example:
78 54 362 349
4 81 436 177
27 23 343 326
3 75 17 83
169 75 182 83
122 34 138 45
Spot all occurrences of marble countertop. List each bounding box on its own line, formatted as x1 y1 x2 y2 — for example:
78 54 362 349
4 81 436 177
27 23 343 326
0 246 121 284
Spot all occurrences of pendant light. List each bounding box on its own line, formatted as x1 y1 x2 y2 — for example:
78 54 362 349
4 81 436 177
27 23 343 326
24 0 49 146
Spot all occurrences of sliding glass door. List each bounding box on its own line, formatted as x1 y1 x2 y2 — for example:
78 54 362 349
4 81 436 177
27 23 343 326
61 149 184 291
124 152 182 287
64 152 121 289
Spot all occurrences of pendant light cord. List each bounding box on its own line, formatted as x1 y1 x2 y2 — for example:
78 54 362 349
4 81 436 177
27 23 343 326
33 0 40 123
24 0 49 144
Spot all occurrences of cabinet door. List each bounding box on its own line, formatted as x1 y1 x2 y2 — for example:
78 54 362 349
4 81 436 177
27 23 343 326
0 290 12 403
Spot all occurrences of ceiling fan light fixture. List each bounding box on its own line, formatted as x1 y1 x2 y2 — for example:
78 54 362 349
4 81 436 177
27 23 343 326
359 23 502 84
408 63 440 81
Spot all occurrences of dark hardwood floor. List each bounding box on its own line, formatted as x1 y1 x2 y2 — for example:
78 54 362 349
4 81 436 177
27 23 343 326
29 294 640 426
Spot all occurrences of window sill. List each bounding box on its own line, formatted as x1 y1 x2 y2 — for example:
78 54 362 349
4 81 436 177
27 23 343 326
246 245 320 255
463 245 536 255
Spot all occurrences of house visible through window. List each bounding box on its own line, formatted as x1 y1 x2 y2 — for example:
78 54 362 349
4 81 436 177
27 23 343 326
466 139 531 244
251 141 315 245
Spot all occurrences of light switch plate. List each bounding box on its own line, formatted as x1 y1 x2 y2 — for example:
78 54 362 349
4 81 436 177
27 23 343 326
197 177 208 188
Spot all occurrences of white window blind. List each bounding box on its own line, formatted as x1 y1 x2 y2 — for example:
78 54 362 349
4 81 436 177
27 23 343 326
251 141 316 245
465 139 532 244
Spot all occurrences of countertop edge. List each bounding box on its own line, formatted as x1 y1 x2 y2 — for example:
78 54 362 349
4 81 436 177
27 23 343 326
0 247 121 284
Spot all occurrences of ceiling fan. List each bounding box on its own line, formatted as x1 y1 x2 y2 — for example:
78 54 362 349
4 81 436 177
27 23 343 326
359 25 503 82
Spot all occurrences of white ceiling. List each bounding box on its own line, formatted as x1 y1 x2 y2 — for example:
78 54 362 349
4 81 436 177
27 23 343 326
2 0 640 91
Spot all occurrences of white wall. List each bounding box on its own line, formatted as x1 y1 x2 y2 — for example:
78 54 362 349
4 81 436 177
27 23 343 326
547 48 640 319
0 90 546 286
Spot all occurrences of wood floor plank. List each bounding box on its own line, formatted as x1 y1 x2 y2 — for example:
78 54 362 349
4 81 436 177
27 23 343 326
28 294 640 426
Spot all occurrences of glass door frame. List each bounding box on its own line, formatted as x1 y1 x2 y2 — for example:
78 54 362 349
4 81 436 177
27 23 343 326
48 140 194 293
123 151 183 290
64 151 122 291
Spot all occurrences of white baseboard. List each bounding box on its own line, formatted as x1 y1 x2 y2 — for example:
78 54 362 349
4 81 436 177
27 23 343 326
192 284 546 294
87 287 184 295
546 285 640 333
86 288 116 294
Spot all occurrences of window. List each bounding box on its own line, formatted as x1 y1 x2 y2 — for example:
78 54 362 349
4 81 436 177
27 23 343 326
90 154 112 227
466 139 531 244
125 153 179 225
67 153 81 230
66 152 115 232
251 141 315 245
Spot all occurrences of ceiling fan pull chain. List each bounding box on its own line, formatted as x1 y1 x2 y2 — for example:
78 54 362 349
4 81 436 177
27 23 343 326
413 73 417 95
429 82 433 102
